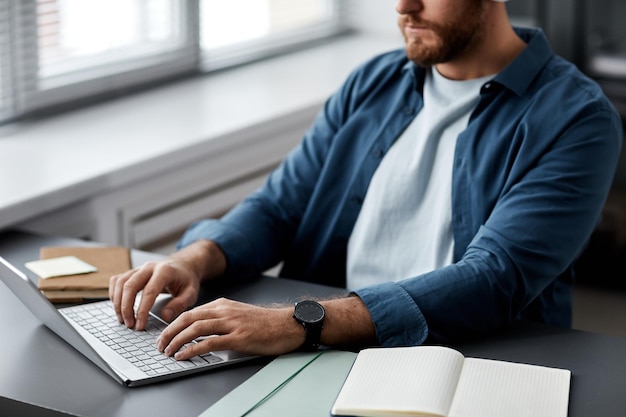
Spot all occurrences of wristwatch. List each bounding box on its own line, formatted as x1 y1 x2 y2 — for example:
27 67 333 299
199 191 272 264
293 300 326 351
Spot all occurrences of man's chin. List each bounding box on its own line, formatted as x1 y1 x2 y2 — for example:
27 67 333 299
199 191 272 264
405 45 440 67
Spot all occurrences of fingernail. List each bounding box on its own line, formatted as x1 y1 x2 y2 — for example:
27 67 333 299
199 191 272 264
164 346 172 356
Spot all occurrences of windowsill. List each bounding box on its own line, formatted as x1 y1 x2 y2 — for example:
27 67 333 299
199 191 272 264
0 33 402 232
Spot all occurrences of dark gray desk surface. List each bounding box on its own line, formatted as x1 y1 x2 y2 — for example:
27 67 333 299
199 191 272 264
1 230 626 417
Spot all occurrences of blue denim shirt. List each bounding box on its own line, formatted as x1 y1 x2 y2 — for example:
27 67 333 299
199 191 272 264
179 28 623 346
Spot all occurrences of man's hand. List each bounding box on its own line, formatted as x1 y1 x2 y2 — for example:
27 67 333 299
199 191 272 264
157 298 303 359
156 296 379 359
109 239 226 330
109 259 201 330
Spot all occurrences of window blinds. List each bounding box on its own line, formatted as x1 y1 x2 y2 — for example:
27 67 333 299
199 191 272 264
0 1 18 122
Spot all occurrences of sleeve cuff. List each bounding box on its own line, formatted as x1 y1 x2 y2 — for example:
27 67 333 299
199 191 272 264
354 281 428 347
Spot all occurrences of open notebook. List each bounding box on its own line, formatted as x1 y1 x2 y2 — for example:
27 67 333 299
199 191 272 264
0 256 258 387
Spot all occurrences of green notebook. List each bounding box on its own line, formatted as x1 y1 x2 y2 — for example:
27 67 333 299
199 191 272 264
199 350 357 417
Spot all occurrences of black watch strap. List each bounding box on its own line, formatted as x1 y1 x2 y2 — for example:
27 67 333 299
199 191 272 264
302 321 323 351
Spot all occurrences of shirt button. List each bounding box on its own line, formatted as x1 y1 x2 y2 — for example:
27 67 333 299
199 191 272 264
352 196 363 205
404 106 414 115
373 149 384 158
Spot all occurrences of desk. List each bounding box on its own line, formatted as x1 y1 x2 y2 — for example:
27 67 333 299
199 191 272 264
1 231 626 417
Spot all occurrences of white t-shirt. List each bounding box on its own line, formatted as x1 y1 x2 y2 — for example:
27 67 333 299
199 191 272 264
346 68 492 290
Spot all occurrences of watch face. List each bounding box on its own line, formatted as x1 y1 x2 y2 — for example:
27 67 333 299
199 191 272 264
294 300 325 323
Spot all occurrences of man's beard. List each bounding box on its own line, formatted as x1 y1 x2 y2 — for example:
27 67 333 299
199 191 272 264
399 2 485 67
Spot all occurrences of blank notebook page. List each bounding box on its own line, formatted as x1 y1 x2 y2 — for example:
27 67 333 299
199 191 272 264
448 358 571 417
332 346 464 416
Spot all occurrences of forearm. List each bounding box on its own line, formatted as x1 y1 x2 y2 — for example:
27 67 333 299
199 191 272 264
319 296 378 347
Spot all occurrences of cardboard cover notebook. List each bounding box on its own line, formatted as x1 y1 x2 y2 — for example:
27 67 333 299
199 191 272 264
331 345 571 417
35 246 131 303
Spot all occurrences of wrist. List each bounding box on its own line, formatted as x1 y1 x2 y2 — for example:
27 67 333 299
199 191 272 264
319 296 377 347
173 239 226 282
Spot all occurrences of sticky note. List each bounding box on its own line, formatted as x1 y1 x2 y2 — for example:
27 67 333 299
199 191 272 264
25 256 98 279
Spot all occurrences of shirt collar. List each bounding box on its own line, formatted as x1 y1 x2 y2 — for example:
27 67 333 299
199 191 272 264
493 27 553 96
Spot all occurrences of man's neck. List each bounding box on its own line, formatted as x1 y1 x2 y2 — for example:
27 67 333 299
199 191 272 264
435 6 526 80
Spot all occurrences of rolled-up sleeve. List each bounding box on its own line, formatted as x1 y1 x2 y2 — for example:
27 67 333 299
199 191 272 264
355 282 428 346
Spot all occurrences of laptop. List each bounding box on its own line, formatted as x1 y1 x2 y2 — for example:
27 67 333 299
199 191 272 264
0 256 258 387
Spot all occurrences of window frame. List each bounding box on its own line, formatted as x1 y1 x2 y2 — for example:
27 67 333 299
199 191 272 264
1 0 346 124
11 0 200 118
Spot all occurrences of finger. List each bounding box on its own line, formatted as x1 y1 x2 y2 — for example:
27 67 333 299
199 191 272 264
157 308 217 354
108 274 118 303
133 269 172 330
156 308 199 352
111 269 137 322
163 324 206 358
118 264 156 328
159 286 198 322
174 336 226 361
165 319 227 359
133 284 160 331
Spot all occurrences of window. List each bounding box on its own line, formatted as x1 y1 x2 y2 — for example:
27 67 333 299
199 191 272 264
200 0 342 70
0 0 344 125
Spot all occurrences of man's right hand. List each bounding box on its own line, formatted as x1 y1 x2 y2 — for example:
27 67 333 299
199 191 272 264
109 239 226 330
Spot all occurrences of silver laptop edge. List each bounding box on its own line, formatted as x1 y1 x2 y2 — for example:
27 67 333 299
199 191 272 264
0 256 127 385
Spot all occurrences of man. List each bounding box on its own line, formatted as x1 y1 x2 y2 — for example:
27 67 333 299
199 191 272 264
110 0 623 361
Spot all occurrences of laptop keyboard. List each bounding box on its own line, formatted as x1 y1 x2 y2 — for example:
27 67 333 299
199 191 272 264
61 300 223 376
